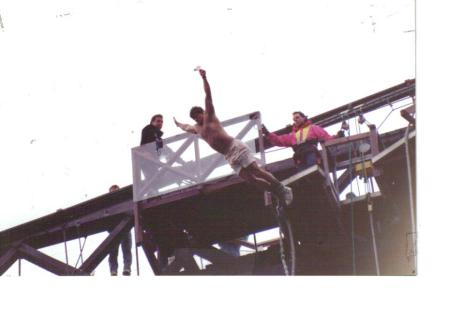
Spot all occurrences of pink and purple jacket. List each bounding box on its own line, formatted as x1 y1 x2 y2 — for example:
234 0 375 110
267 120 335 147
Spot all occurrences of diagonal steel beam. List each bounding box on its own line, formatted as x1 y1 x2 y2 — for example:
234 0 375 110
0 247 19 275
18 243 87 276
141 231 162 275
336 169 354 193
79 216 133 274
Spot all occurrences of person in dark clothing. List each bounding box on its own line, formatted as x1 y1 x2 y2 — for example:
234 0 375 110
140 114 164 147
138 114 164 187
139 113 175 270
138 113 166 187
108 184 132 276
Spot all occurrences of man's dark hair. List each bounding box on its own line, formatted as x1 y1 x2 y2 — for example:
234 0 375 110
190 106 204 120
109 184 120 192
293 111 307 120
150 114 163 124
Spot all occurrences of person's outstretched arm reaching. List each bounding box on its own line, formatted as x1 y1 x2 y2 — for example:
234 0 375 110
198 69 215 121
173 117 197 134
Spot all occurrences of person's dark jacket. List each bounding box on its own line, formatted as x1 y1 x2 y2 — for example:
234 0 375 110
140 124 163 148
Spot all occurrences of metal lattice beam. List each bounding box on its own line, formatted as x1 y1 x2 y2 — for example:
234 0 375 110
18 243 87 276
79 216 133 274
0 247 19 275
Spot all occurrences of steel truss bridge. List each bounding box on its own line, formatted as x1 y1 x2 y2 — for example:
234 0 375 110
0 79 416 276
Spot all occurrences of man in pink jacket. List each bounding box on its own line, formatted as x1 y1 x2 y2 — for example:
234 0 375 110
262 111 344 171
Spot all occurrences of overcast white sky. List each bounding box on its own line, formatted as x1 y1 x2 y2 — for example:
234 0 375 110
0 0 414 231
0 0 416 278
4 0 450 321
0 0 420 286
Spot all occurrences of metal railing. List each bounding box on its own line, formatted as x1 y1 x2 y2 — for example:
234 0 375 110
131 111 266 202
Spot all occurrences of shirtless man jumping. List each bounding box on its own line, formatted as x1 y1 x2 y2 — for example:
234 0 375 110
174 68 293 206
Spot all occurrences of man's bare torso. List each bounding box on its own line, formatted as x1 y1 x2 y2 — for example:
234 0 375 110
195 115 234 155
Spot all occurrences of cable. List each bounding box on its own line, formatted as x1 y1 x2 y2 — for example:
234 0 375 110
377 101 415 131
377 105 395 131
73 236 88 270
251 233 258 275
62 228 69 265
347 140 357 275
403 126 417 272
358 146 380 275
134 232 140 276
353 116 363 196
367 181 380 275
274 202 296 276
76 224 84 265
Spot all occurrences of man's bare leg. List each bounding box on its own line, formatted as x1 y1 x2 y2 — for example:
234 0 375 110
239 166 272 191
240 162 293 206
248 163 281 186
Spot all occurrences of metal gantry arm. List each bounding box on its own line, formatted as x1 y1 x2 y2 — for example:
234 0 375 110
0 246 20 275
320 124 381 196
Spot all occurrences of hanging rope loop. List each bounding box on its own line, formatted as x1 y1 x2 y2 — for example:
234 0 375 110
272 198 296 276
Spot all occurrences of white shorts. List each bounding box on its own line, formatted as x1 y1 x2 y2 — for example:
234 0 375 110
224 139 256 173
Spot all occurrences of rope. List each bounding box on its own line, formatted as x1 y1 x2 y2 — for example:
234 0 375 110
73 236 88 270
353 117 363 196
367 183 380 275
377 104 395 131
355 115 362 135
347 140 357 275
403 126 417 272
248 231 258 275
276 210 289 275
377 101 415 131
251 233 258 275
62 228 69 265
274 202 296 276
347 114 380 275
134 232 140 276
76 224 84 265
72 223 88 272
358 145 380 275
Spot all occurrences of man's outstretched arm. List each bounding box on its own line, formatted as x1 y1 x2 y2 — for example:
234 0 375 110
198 69 215 117
174 117 197 134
